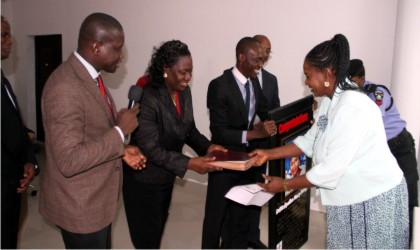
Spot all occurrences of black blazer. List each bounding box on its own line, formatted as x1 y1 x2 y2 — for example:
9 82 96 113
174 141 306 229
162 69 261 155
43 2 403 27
207 68 269 152
1 71 37 188
260 68 280 110
127 84 211 184
249 68 281 150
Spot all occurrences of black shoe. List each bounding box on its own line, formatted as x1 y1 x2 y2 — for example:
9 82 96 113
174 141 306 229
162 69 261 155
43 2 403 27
248 240 268 249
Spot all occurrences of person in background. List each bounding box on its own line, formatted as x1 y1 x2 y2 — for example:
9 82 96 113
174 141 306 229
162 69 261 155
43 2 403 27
39 13 146 249
1 15 39 249
202 37 277 249
251 34 409 249
123 40 226 249
253 35 281 111
349 58 419 243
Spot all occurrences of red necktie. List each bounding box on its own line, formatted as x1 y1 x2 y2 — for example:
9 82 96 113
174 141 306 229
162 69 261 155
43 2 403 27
97 75 114 116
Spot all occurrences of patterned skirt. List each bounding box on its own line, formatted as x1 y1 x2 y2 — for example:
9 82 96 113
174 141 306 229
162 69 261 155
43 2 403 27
326 179 409 249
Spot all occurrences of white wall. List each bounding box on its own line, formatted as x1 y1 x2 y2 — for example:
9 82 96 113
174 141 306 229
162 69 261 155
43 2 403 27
2 0 404 186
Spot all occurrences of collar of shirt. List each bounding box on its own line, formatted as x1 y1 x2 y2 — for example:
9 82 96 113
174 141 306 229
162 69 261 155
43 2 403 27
232 66 249 85
257 70 263 88
73 51 100 80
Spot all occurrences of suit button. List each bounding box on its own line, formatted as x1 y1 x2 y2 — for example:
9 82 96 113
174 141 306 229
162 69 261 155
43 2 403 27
116 166 120 171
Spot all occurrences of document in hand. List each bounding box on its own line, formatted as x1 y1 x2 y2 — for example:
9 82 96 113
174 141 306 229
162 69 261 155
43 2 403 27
206 150 257 171
225 184 274 206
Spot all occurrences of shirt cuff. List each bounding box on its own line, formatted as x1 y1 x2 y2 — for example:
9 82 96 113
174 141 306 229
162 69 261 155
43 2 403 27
114 126 125 142
34 164 40 176
242 131 247 144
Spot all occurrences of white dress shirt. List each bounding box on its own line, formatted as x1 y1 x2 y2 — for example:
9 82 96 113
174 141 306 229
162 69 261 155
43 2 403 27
73 51 124 142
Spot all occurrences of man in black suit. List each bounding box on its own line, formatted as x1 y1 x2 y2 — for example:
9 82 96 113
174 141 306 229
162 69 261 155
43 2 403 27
1 15 38 249
202 37 277 249
220 34 281 249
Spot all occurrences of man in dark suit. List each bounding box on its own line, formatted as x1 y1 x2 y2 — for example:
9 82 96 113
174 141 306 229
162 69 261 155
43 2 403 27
1 15 38 249
220 34 281 249
39 13 145 249
202 37 277 249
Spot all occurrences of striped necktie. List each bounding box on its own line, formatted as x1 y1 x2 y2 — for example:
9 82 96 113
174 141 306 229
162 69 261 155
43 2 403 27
245 80 250 114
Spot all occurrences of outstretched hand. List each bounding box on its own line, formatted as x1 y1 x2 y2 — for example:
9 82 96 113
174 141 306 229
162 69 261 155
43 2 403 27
249 149 269 166
257 174 285 193
17 163 35 193
187 156 223 174
123 145 147 170
207 144 228 154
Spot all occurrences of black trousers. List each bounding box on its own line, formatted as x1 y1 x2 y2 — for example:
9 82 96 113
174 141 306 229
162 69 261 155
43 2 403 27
123 172 174 249
59 224 112 249
387 128 419 242
221 164 266 245
202 169 256 249
1 180 21 249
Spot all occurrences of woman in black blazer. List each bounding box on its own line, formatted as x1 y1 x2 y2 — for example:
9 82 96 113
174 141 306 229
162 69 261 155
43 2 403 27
122 40 226 249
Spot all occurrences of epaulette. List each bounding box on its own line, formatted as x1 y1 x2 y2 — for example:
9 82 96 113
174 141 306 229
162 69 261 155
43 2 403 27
364 83 393 111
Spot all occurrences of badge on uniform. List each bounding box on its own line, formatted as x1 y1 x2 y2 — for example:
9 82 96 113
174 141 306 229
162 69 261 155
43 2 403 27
374 90 384 106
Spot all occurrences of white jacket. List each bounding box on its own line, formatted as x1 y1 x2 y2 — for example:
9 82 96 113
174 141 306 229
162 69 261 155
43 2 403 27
294 81 403 206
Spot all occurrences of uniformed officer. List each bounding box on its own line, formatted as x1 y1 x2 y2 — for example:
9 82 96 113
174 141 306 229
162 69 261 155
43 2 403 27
349 58 418 243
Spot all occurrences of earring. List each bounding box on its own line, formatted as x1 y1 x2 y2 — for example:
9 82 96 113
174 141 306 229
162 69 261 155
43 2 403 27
163 73 168 78
324 81 330 87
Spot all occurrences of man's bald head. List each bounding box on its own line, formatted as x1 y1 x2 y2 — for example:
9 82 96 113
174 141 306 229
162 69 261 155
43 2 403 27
253 34 272 64
77 12 123 51
76 13 125 72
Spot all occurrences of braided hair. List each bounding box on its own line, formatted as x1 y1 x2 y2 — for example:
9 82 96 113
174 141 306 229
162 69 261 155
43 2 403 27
305 34 358 91
146 40 191 88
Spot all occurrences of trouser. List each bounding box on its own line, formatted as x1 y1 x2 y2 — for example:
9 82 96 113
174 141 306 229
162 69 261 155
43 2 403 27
1 181 21 249
387 128 419 242
123 172 174 249
202 169 255 249
59 224 112 249
221 164 266 244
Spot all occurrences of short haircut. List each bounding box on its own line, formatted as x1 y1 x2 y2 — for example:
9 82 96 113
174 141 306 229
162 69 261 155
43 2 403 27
78 12 123 48
235 37 260 58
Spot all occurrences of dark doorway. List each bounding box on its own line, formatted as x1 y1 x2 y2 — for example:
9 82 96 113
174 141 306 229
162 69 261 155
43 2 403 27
35 35 62 141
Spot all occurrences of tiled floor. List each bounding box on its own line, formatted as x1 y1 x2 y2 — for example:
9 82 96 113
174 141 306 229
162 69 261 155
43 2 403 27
17 146 327 249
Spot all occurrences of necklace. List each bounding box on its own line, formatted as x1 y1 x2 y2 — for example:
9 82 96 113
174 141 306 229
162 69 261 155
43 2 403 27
171 94 177 106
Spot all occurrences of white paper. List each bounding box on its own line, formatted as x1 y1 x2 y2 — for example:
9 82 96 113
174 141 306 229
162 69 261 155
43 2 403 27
225 184 274 206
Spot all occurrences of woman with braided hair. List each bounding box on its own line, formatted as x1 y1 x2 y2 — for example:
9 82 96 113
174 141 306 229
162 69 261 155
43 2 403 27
250 34 409 248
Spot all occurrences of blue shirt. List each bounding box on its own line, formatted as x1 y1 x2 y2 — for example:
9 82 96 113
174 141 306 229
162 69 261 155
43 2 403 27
363 80 406 140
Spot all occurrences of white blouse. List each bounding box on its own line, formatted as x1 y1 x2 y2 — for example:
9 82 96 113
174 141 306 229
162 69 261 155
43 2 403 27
294 80 403 206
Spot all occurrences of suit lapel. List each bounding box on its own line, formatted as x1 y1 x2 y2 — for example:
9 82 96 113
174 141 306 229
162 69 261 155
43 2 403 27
261 69 270 97
68 54 116 123
158 86 182 121
1 71 23 120
251 77 261 106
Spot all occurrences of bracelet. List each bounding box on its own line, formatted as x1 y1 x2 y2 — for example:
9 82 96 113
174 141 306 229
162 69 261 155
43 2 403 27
283 179 290 191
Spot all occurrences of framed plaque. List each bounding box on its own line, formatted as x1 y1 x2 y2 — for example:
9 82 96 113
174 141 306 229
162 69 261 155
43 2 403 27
267 95 314 249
